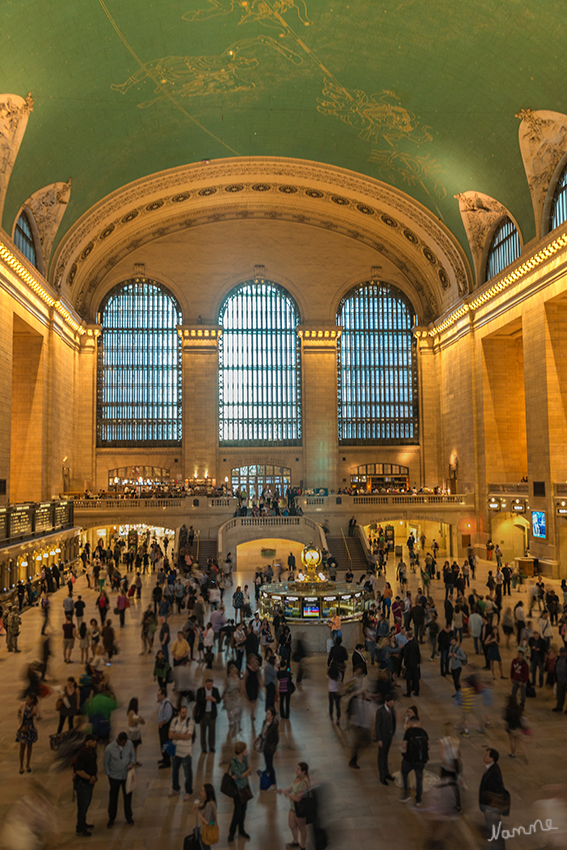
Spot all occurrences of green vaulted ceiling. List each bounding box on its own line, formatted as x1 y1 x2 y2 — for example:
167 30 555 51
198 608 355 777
2 0 567 260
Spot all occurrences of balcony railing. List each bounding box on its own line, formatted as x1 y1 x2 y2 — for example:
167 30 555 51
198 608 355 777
487 484 529 495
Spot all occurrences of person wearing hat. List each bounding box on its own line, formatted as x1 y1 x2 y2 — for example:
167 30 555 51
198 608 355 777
510 647 529 706
552 647 567 713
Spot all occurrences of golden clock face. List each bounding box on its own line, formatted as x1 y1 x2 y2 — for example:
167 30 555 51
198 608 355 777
300 544 322 570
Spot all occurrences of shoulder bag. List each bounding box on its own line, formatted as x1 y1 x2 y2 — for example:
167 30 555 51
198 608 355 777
202 813 219 846
220 772 238 798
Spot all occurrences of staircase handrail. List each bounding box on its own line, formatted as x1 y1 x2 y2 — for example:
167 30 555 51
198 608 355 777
341 527 353 570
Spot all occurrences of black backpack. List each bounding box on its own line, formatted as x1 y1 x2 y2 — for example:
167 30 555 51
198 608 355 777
406 730 429 764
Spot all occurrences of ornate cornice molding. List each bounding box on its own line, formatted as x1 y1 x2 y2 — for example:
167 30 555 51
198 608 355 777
51 158 471 318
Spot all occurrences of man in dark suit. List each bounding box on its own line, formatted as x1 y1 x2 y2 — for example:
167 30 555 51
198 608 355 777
479 748 507 850
402 630 421 697
352 644 367 676
375 695 396 784
196 678 221 753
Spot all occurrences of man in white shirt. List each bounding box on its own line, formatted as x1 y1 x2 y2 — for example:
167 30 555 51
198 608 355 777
168 705 195 800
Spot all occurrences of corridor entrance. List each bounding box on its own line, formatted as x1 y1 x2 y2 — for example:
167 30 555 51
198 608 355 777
231 464 291 502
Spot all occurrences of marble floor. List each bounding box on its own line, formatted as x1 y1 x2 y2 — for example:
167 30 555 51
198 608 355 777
0 555 566 850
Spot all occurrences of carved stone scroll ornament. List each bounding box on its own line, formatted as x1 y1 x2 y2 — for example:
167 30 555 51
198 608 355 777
0 92 33 218
23 179 71 275
516 108 567 238
454 191 514 287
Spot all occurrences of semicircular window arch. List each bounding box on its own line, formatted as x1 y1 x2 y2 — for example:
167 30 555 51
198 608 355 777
96 278 182 447
485 217 521 282
337 282 418 445
549 162 567 232
218 280 302 446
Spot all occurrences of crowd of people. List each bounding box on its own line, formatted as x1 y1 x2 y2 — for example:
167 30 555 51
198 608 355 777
4 527 567 850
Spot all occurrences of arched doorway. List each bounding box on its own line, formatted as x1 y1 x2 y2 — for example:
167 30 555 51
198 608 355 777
350 463 409 493
231 464 291 502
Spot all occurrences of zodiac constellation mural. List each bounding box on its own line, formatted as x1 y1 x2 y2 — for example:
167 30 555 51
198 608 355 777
317 79 433 148
105 0 445 199
368 149 447 201
182 0 312 28
111 37 303 108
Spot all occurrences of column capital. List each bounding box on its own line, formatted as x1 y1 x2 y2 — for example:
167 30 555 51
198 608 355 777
297 324 342 348
80 323 101 347
177 324 222 349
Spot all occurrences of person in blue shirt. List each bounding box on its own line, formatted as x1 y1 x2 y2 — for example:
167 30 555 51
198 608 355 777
104 732 136 828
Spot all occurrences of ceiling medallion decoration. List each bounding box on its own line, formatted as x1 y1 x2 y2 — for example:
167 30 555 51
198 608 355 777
381 214 397 227
278 185 298 194
198 187 217 196
121 210 139 223
422 247 437 265
252 183 271 191
146 200 164 211
305 189 323 198
356 204 374 215
331 195 349 205
438 268 449 289
225 184 244 192
172 193 191 202
403 229 419 244
100 224 115 239
81 242 94 260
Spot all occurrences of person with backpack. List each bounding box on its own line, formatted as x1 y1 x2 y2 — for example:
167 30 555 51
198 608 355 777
157 688 175 768
399 716 429 806
168 704 195 801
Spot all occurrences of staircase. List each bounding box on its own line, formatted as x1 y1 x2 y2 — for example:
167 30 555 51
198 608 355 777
196 537 218 564
326 535 369 575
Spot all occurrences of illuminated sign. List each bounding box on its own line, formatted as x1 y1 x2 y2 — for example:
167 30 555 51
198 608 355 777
532 510 546 539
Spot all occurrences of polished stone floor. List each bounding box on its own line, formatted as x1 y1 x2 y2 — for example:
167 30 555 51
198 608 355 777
1 554 566 850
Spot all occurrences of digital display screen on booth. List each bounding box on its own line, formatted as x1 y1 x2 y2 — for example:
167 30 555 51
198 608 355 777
532 510 546 539
302 602 320 618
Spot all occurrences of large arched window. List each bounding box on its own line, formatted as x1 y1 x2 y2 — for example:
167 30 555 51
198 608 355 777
96 279 182 446
219 280 301 445
485 217 521 281
14 210 38 268
550 162 567 232
337 282 418 444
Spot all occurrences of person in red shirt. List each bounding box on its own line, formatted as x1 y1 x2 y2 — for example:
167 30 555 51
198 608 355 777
510 648 529 706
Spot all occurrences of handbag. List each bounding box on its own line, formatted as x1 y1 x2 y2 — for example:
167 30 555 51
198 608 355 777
202 819 219 845
254 736 265 753
162 739 176 758
125 767 136 794
113 607 120 615
295 790 315 822
220 772 238 798
238 784 253 804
